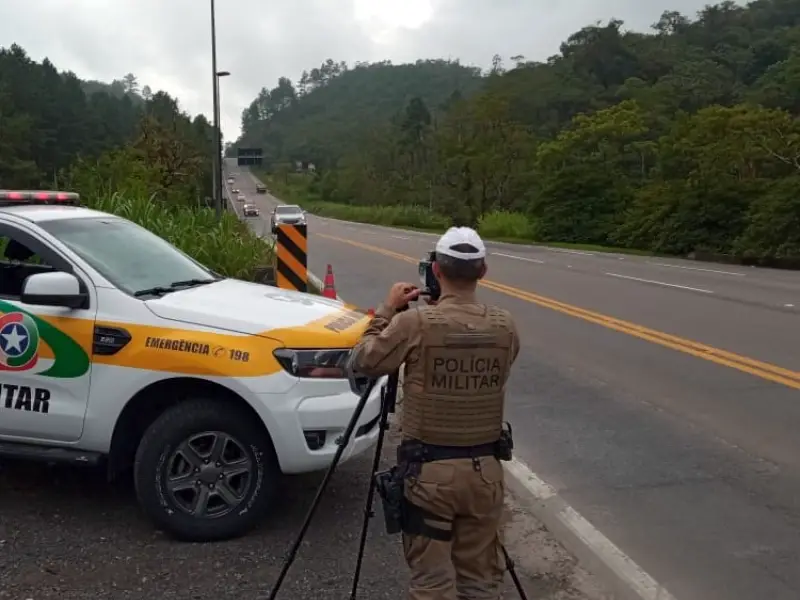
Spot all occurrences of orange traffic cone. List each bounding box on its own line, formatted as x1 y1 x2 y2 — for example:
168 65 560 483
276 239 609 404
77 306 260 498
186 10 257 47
322 264 337 299
367 308 375 317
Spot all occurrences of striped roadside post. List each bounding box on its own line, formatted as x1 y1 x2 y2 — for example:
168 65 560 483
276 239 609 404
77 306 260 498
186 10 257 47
275 223 308 292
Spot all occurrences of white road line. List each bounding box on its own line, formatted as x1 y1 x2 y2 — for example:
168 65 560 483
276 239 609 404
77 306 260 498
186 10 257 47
392 234 410 240
606 272 714 294
492 252 545 264
648 262 745 276
505 458 677 600
548 247 595 256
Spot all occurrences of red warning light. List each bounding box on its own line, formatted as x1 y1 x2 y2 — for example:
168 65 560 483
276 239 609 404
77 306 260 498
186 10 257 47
0 190 80 206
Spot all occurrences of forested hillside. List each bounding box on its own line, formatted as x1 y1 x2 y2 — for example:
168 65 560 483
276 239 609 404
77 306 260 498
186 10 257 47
0 44 214 202
235 58 484 167
237 0 800 260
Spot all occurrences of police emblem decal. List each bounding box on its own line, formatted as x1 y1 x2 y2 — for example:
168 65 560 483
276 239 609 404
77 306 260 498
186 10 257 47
0 312 40 371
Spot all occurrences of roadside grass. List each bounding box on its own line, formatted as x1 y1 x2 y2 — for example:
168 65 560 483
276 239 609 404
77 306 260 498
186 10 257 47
259 172 657 258
86 193 274 281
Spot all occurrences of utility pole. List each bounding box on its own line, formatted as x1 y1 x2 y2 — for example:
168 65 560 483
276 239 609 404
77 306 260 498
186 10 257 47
210 0 222 220
216 71 229 215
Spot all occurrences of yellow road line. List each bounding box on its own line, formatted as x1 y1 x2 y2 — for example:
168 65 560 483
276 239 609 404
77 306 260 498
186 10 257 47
318 233 800 390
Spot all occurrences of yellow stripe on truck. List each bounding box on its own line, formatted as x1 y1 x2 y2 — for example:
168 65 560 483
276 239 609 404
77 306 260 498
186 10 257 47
259 304 372 349
37 304 372 377
42 317 284 377
35 314 93 360
91 321 286 376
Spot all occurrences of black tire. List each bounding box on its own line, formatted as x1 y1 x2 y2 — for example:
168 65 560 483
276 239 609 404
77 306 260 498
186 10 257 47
133 398 279 542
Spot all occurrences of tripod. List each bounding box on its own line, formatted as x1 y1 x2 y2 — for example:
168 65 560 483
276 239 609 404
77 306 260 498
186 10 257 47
264 372 388 600
265 368 529 599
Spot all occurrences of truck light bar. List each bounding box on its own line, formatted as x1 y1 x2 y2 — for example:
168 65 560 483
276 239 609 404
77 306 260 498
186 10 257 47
0 190 80 206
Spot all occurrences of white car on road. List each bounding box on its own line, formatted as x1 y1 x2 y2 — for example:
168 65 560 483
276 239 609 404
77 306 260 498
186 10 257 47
270 204 306 234
0 189 382 542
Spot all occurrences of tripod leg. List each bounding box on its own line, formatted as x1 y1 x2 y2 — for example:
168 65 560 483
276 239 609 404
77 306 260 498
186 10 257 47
265 377 379 600
501 543 529 600
349 371 399 599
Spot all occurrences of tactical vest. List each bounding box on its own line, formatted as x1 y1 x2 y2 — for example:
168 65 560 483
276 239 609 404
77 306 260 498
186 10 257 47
401 303 516 447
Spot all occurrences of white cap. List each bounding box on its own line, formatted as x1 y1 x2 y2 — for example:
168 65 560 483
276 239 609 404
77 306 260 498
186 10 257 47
435 226 486 260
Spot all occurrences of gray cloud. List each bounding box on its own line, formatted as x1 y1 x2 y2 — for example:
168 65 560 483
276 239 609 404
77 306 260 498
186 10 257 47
0 0 714 141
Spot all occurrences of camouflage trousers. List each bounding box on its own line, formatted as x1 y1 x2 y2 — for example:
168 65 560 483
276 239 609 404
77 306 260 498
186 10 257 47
402 457 505 600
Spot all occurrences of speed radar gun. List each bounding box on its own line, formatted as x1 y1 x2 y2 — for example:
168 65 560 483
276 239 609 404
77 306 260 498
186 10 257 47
417 250 440 302
266 299 529 599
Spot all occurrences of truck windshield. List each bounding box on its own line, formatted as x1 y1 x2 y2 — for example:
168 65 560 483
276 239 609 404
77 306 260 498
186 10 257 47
39 216 217 296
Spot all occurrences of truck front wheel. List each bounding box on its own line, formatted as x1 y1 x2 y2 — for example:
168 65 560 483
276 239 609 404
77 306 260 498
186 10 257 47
133 398 279 542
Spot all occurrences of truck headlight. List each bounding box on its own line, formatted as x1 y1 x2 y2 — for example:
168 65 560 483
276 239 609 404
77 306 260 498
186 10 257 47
273 348 372 395
273 348 351 379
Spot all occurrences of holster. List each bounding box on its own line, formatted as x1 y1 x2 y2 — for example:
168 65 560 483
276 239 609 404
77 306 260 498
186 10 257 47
374 466 404 535
495 421 514 462
374 464 453 541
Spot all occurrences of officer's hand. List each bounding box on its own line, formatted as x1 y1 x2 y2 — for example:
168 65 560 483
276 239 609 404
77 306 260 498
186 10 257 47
386 282 420 310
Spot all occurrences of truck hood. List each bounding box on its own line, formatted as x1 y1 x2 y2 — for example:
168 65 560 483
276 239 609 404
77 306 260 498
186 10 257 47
144 278 371 348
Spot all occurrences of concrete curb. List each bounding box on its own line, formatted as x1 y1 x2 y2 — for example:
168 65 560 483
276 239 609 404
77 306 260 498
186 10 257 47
504 459 676 600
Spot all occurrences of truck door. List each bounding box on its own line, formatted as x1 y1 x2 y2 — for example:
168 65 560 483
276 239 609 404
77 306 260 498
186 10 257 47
0 223 97 442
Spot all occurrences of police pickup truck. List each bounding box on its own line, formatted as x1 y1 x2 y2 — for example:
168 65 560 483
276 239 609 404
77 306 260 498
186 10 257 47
0 190 383 542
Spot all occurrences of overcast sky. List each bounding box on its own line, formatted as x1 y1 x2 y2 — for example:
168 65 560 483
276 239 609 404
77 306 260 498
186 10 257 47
1 0 714 141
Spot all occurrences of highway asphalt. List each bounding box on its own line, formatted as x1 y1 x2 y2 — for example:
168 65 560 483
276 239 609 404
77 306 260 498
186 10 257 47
229 161 800 600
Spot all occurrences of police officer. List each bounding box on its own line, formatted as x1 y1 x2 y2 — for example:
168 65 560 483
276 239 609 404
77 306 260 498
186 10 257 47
351 226 520 599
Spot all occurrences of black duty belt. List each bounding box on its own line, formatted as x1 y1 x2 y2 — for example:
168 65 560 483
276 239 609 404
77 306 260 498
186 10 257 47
397 440 498 463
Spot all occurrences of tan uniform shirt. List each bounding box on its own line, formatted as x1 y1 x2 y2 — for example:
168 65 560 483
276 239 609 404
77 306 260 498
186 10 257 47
351 291 520 445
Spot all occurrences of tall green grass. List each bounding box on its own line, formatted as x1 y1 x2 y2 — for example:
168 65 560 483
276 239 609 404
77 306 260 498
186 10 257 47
262 171 652 255
477 210 536 240
303 200 452 230
86 193 272 281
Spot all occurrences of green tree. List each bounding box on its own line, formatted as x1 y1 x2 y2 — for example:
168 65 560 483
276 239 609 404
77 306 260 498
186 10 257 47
533 100 649 244
0 44 214 207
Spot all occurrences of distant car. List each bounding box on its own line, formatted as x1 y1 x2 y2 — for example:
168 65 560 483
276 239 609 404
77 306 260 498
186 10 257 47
270 204 306 234
256 184 266 194
232 188 240 194
243 204 259 217
237 194 246 202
